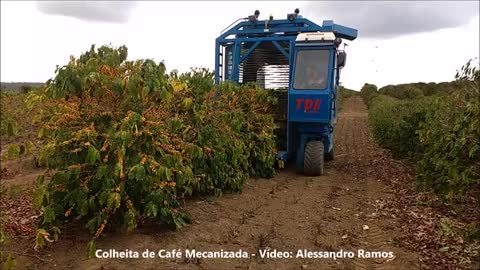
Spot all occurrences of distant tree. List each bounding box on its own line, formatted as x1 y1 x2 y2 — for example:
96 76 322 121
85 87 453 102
361 83 377 94
21 85 32 93
360 83 378 107
378 85 395 96
401 86 424 99
421 82 438 96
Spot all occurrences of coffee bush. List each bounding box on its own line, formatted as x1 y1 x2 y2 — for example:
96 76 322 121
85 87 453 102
31 45 277 247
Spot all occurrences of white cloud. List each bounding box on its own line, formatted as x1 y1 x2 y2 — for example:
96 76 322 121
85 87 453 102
36 1 138 23
1 1 479 90
343 15 480 88
303 1 479 38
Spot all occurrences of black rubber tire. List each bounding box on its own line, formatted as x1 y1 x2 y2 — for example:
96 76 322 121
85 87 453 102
304 140 324 176
325 147 335 161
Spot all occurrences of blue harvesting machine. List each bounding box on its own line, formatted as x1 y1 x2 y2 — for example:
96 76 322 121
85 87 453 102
214 9 358 176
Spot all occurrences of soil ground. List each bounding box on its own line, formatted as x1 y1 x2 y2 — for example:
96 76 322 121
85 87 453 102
0 96 430 269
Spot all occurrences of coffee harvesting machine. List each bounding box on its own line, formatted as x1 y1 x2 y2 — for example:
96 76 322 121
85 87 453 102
214 9 358 175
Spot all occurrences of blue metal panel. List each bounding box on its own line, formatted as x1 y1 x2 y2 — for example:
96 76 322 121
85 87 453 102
289 92 331 123
214 40 220 83
322 20 358 40
295 123 329 137
286 38 295 156
230 42 241 82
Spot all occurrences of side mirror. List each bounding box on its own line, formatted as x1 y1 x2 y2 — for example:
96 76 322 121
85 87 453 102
337 51 347 68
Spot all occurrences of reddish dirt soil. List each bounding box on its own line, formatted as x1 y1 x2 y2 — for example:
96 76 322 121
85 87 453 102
4 96 470 270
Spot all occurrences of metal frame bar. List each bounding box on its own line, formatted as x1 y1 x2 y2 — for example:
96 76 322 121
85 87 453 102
215 40 220 83
239 41 261 63
218 18 357 41
218 36 296 43
230 42 241 82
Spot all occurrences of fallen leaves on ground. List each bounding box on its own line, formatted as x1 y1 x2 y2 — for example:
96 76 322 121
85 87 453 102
0 189 37 238
334 136 480 270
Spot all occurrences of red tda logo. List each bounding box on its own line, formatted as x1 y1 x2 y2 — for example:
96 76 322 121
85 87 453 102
295 98 322 113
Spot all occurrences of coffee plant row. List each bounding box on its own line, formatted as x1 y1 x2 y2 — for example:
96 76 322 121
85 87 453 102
0 93 21 137
29 45 278 251
362 58 480 199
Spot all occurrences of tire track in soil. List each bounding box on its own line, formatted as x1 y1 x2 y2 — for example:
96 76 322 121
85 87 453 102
332 97 419 270
29 96 421 270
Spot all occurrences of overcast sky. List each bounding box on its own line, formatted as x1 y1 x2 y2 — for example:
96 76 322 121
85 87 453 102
1 1 479 90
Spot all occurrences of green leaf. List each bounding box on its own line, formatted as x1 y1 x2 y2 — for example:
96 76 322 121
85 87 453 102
128 164 146 181
99 191 109 206
86 240 96 259
135 165 146 180
88 196 96 210
468 144 479 158
86 146 100 165
114 193 121 209
51 226 61 242
182 97 193 109
80 201 89 216
6 144 20 159
38 127 45 138
158 166 172 181
183 186 193 196
107 193 115 209
7 121 18 136
107 193 121 209
32 185 47 210
125 209 137 232
35 175 45 186
145 202 158 217
35 229 47 249
96 165 109 179
142 86 150 98
42 206 56 225
160 208 168 218
3 253 16 270
165 167 173 181
190 145 203 159
86 217 98 234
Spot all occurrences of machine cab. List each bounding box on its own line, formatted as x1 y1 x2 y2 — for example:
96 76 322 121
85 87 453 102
289 32 344 124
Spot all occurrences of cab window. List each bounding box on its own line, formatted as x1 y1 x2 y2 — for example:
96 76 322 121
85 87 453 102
293 50 330 90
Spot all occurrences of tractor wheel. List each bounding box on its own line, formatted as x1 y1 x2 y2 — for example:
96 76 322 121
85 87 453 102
304 140 324 176
325 148 334 161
